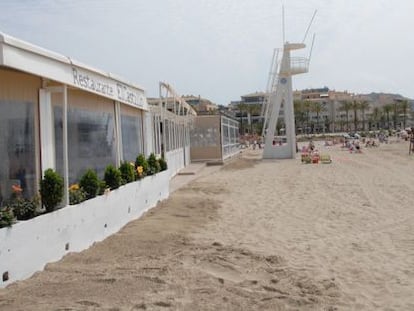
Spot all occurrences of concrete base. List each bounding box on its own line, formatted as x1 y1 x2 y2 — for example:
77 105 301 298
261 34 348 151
0 171 170 288
262 144 294 159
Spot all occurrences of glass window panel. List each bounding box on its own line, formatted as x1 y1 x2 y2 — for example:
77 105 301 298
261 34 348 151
121 109 143 162
54 105 116 183
0 100 36 202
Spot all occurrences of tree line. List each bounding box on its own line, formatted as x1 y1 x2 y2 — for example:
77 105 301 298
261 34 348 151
236 99 412 135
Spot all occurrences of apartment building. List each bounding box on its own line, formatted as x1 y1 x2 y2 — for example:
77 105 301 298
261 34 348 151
232 87 413 134
183 95 218 114
229 91 267 134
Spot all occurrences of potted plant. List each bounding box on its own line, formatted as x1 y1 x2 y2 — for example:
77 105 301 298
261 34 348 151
119 161 136 184
69 184 87 205
147 153 160 176
158 157 168 171
5 184 38 220
0 207 15 228
135 154 148 179
40 169 64 212
104 165 122 190
79 169 99 199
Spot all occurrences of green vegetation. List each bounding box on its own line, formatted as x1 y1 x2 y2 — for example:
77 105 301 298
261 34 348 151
1 154 168 229
158 157 168 171
40 169 64 213
79 169 100 199
104 165 122 190
135 154 148 178
0 207 15 228
119 161 136 184
147 153 161 175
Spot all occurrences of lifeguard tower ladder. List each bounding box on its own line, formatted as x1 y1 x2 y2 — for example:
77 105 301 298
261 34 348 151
262 9 316 159
262 43 309 159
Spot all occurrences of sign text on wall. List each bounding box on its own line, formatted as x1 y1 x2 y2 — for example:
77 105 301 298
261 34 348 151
72 67 141 107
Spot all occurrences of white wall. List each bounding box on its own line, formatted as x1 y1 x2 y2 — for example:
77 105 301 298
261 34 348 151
0 170 169 288
165 149 185 178
185 145 191 166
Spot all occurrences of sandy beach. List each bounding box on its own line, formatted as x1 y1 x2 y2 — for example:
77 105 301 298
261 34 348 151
0 139 413 310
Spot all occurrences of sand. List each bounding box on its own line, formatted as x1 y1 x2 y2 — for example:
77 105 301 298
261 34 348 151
0 139 413 310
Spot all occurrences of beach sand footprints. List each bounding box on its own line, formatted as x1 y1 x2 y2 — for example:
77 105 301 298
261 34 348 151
221 158 259 171
180 242 340 309
179 181 228 196
76 300 101 308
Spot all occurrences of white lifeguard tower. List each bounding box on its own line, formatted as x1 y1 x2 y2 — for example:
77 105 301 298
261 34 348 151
262 11 315 159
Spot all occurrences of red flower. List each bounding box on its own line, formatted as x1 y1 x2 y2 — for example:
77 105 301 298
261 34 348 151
12 184 23 193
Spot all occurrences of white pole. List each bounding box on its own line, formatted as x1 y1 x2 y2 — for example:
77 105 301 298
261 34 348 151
302 10 317 43
114 101 122 165
62 85 69 207
282 5 286 44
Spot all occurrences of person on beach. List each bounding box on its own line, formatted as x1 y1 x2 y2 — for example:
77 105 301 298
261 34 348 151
308 140 315 151
354 140 361 153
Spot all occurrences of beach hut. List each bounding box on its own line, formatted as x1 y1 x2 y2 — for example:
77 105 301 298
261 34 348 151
190 114 240 163
148 82 197 176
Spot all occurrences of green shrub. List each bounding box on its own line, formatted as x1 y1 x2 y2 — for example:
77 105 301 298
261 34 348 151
104 165 122 190
6 184 38 220
147 153 160 175
119 161 136 184
135 154 148 179
40 169 64 213
98 180 108 195
7 196 38 220
79 169 100 199
0 207 15 228
158 157 168 171
69 185 87 205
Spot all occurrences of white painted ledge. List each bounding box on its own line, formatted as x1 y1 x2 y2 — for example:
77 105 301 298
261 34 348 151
0 170 170 288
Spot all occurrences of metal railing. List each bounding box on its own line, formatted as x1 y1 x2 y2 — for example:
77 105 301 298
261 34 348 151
280 57 309 75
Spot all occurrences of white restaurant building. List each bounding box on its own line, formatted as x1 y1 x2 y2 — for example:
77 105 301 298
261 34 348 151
0 31 194 204
0 32 194 286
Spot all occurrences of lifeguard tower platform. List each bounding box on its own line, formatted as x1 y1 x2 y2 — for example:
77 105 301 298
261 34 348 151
262 42 310 159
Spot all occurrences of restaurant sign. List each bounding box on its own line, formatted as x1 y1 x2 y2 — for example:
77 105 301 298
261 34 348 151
72 67 144 108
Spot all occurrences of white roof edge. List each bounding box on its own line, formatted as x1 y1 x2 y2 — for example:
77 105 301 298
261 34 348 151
1 31 70 64
0 31 146 92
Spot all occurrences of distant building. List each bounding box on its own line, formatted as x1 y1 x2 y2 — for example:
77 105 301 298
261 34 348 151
231 87 413 134
148 95 218 115
293 88 357 133
294 88 413 132
229 92 266 134
182 95 218 114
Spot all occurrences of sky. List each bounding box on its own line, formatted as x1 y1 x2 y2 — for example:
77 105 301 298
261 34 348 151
0 0 413 105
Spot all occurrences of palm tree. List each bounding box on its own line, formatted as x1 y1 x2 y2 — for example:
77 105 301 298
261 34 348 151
294 100 306 133
359 101 370 131
382 104 393 129
310 101 326 133
398 99 410 129
369 107 382 130
336 119 346 132
303 100 312 133
247 103 261 134
339 101 353 132
393 100 399 129
351 100 360 131
324 116 332 133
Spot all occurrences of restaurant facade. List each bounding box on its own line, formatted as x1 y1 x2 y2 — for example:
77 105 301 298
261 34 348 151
0 32 194 286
